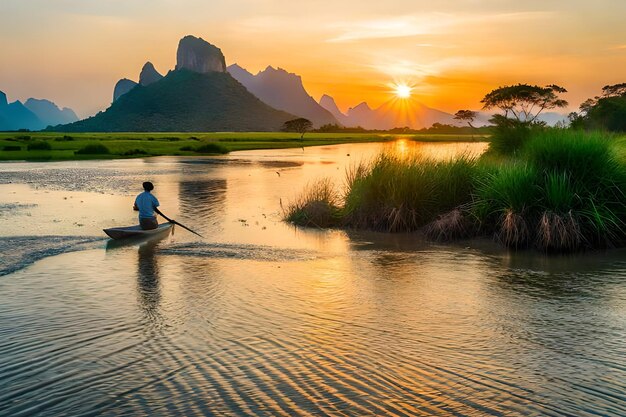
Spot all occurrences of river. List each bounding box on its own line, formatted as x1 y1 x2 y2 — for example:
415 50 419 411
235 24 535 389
0 141 625 416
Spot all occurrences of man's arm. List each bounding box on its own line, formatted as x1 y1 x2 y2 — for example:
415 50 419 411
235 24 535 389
153 206 172 223
133 203 138 211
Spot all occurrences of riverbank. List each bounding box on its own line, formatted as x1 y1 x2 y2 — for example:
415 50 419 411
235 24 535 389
0 132 486 161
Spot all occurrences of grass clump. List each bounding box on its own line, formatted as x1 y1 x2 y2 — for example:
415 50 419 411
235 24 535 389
75 143 110 155
284 178 342 228
472 162 538 248
27 141 52 151
343 154 478 232
474 130 626 251
423 208 474 241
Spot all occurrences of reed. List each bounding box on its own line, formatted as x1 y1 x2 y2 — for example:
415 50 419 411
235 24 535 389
343 154 478 232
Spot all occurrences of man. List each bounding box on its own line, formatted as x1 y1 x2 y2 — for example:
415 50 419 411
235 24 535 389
133 181 161 230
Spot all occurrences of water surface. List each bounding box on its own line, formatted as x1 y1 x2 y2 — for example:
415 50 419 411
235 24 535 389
0 141 624 416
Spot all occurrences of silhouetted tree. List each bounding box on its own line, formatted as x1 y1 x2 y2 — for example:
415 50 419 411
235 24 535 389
282 118 313 139
601 83 626 98
481 84 568 123
576 83 626 132
454 110 477 128
481 84 567 155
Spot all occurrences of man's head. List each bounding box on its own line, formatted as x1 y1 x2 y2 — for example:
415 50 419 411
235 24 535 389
142 181 154 192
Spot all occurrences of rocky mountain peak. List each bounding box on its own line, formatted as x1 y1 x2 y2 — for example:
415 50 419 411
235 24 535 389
0 90 7 107
176 35 226 74
139 62 163 86
319 94 344 115
349 102 372 113
113 78 138 102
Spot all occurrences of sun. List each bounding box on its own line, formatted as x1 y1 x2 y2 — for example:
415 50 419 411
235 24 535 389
394 83 412 99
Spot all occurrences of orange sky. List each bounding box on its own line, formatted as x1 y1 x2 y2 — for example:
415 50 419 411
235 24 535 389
1 0 625 118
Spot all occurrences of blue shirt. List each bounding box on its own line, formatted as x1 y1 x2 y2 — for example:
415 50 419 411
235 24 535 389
135 191 160 219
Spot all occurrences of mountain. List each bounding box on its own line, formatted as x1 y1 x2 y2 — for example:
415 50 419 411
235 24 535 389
319 94 348 125
0 90 44 131
139 62 163 86
227 64 338 127
227 64 255 87
346 102 375 128
320 94 457 130
58 70 294 132
24 98 78 127
113 79 138 102
56 35 297 132
176 35 226 73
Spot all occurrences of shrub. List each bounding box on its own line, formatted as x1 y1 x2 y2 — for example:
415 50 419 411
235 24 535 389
194 143 228 154
488 116 536 155
2 145 21 151
55 135 74 141
17 135 31 140
179 146 194 151
75 143 110 154
27 141 52 151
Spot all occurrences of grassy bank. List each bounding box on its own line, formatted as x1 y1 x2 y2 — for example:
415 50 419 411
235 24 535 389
0 132 483 161
286 130 626 252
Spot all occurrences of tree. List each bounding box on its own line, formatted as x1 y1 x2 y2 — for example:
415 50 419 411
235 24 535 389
481 84 568 123
454 110 477 128
480 84 567 155
601 83 626 98
282 118 313 139
577 83 626 132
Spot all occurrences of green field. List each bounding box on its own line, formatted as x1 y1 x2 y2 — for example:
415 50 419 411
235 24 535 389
0 132 488 161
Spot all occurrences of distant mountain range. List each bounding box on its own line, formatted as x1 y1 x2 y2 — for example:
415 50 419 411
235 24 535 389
2 34 569 132
319 94 457 130
57 36 295 132
0 91 78 131
227 64 337 127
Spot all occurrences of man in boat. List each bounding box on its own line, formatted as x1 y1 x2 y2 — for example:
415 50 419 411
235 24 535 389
133 182 162 230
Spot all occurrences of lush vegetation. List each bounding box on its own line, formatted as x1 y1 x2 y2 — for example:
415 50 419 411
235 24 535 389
570 83 626 132
286 129 626 253
0 132 477 161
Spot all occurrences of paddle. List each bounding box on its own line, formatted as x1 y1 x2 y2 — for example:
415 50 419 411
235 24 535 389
154 208 204 238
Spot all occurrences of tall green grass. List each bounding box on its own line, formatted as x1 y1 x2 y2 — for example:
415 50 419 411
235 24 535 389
286 129 626 253
283 178 342 228
474 130 626 251
343 154 478 231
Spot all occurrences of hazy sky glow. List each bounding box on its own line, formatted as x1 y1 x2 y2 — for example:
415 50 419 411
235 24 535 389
1 0 625 117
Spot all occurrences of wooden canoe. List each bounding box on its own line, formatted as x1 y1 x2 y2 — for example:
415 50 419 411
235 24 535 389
103 222 173 240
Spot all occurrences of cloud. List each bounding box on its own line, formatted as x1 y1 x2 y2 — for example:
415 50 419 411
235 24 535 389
327 12 553 43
